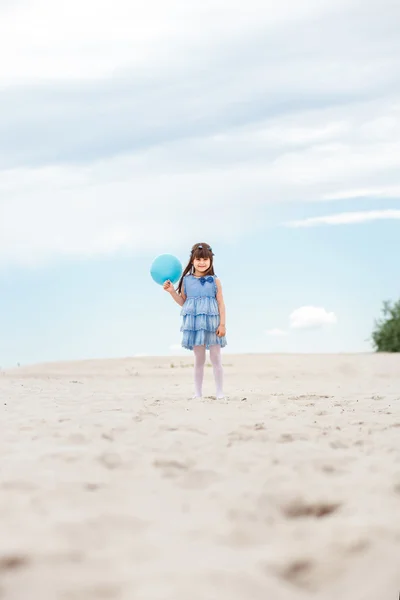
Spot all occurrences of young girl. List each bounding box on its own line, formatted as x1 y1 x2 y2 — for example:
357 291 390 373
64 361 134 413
163 242 227 399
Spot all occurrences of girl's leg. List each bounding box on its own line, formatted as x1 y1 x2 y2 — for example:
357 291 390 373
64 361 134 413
193 345 206 398
209 344 224 399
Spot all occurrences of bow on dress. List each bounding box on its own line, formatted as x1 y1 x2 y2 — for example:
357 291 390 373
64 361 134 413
200 276 214 286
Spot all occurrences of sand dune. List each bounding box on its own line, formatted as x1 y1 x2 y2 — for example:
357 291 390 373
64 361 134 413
1 354 399 600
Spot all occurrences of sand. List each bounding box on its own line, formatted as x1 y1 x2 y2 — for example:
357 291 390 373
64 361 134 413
0 353 399 600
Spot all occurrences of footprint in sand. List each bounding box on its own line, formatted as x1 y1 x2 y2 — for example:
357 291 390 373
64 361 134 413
274 558 314 590
153 459 190 478
281 498 341 519
98 453 123 469
0 554 30 572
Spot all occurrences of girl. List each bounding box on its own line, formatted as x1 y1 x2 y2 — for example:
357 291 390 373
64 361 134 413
163 242 227 399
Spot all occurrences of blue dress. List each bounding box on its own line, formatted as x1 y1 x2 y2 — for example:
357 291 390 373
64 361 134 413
181 275 227 350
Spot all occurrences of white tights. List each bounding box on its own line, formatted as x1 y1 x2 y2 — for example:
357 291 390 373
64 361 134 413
193 345 224 399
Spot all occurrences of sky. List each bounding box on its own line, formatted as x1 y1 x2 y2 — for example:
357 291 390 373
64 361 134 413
1 0 399 367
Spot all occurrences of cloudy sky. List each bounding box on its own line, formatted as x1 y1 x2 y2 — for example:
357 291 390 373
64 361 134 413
1 0 399 367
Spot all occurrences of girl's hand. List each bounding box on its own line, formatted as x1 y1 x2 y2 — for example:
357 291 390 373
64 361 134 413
163 280 175 293
216 324 226 337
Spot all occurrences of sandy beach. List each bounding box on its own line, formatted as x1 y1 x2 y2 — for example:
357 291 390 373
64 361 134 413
0 353 399 600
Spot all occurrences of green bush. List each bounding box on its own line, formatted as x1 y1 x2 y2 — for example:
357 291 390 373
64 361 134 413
372 300 400 352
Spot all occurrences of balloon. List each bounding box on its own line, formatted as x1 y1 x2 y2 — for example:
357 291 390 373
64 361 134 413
150 254 182 285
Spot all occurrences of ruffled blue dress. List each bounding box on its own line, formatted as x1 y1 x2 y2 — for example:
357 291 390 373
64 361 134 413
181 275 227 350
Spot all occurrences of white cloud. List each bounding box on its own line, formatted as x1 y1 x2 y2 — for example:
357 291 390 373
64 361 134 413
266 328 288 336
286 209 400 228
0 0 356 83
2 97 400 268
1 0 400 268
289 306 337 330
0 168 260 267
322 185 400 201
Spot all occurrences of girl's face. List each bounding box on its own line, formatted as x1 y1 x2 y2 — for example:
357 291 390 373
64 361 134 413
193 256 211 273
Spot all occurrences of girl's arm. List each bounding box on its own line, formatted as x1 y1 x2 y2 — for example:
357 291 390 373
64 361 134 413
163 280 186 307
215 278 226 336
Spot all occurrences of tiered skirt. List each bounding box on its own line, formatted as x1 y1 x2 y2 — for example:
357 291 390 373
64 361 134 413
180 296 227 350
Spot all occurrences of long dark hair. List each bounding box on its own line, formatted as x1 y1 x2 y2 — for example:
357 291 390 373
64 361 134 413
177 242 215 294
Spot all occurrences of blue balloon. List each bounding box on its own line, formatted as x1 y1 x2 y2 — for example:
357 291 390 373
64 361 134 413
150 254 182 286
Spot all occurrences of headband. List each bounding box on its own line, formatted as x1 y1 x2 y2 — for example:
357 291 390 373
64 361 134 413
192 244 214 254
